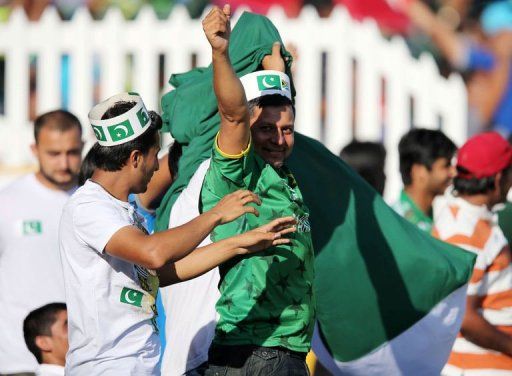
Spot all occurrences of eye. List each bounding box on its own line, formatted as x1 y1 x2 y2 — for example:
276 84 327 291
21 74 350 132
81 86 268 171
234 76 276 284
282 127 294 135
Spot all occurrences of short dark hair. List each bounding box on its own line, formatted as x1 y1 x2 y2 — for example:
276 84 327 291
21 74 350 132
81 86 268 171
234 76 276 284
34 110 82 143
453 165 512 195
340 141 387 195
23 303 67 364
247 94 295 117
78 146 98 186
399 128 457 186
91 101 162 172
167 141 182 179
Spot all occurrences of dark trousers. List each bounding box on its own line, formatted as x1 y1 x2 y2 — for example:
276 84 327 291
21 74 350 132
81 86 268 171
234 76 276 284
205 344 309 376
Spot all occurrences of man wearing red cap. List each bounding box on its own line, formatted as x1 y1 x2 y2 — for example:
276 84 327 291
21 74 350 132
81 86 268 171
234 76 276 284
433 132 512 374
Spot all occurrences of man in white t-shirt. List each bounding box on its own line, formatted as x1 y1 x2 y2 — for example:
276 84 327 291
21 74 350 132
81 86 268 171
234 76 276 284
59 93 296 375
0 110 83 375
23 303 68 376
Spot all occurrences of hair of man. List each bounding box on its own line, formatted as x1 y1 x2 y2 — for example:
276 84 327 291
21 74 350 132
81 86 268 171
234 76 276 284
78 146 97 186
247 94 295 118
167 141 183 179
34 110 82 144
90 101 162 172
454 165 512 195
398 128 457 186
23 303 67 364
340 140 387 195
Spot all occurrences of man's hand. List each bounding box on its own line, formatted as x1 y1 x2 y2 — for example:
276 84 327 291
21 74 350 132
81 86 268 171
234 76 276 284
209 189 261 224
262 42 286 72
202 4 231 54
235 216 297 254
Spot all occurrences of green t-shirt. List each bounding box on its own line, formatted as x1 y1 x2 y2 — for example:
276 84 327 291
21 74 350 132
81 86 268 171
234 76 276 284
392 190 433 233
200 137 315 352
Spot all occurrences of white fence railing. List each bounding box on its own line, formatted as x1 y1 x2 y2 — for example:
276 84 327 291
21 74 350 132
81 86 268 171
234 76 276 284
0 5 467 200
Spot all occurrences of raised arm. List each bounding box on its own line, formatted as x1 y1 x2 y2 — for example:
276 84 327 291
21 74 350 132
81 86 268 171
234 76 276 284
203 4 250 155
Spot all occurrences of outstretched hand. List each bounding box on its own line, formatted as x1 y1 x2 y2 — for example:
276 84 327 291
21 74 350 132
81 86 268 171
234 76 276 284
202 4 231 54
235 216 297 255
209 189 261 225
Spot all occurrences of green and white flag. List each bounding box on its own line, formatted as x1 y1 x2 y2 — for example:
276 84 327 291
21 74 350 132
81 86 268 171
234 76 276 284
155 12 476 375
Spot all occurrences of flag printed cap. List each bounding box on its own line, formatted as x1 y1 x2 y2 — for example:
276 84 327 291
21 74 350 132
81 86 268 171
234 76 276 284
88 92 152 147
456 132 512 179
240 70 292 102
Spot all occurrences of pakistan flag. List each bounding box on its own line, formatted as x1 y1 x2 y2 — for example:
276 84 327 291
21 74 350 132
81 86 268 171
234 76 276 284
155 12 476 375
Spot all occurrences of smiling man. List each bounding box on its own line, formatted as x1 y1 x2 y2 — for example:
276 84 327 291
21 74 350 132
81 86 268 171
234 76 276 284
201 5 314 375
0 110 83 375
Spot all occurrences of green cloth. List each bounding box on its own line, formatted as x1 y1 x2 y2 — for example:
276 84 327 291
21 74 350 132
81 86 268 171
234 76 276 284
201 143 314 352
392 190 433 232
155 11 476 363
498 202 512 247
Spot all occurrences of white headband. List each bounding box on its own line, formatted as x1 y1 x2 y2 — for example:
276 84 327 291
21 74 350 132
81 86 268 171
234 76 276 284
240 70 292 102
88 92 151 147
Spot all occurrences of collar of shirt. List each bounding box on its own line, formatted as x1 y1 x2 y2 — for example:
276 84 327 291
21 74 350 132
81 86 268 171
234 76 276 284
400 190 433 227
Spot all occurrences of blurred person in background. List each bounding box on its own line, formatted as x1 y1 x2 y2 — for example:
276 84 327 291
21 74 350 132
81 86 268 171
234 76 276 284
402 0 512 137
23 303 68 376
339 140 387 195
393 128 456 232
433 132 512 375
0 110 82 376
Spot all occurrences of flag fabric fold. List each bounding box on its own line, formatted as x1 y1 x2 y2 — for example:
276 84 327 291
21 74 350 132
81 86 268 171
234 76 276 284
155 11 476 374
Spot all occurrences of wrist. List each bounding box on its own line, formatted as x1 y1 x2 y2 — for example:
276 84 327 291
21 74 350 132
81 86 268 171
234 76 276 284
206 211 223 226
212 49 229 61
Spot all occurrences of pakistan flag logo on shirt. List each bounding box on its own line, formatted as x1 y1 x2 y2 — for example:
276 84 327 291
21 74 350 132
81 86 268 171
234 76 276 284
22 220 42 235
108 120 134 142
257 74 282 91
120 287 144 307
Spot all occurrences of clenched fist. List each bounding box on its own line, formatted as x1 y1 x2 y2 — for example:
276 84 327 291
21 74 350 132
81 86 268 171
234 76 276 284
202 4 231 54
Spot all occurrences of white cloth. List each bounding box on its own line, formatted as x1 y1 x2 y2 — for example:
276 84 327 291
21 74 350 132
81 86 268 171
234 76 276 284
59 180 160 375
36 364 65 376
160 160 221 376
0 174 72 373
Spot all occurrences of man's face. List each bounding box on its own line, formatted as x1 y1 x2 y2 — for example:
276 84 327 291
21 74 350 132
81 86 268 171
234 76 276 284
134 141 160 194
426 157 455 196
250 105 295 169
32 127 83 190
48 310 68 365
496 167 512 204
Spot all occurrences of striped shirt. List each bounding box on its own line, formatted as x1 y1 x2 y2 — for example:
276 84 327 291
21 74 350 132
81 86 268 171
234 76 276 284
433 195 512 375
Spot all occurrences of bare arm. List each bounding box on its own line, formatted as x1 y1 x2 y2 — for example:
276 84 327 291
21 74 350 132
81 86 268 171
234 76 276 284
105 190 261 269
157 217 296 286
461 295 512 356
203 5 250 155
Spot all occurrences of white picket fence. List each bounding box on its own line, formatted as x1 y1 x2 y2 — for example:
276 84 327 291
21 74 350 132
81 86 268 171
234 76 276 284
0 5 467 200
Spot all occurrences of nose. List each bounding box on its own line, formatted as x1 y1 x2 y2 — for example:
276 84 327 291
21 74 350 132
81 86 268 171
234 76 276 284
59 154 70 170
449 165 456 178
272 130 285 146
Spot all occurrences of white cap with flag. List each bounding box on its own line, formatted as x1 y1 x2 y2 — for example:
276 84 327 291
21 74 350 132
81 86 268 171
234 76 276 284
88 92 151 147
240 70 291 102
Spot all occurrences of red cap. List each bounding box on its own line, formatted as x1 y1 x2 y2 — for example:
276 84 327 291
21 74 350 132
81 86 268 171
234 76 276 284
456 132 512 179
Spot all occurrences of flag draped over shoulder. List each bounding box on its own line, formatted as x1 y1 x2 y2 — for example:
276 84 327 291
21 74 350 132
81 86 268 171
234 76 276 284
155 11 476 375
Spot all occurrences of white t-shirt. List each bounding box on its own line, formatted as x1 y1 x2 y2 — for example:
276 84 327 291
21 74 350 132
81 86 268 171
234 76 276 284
161 160 220 375
37 364 65 376
59 180 160 375
0 174 72 373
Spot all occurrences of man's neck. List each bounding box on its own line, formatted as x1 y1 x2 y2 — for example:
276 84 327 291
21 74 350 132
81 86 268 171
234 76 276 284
35 172 75 192
404 186 434 216
458 193 493 209
41 354 65 367
90 170 131 202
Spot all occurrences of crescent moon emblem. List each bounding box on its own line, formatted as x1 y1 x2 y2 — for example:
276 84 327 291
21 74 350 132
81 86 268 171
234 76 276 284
93 128 102 139
262 76 277 89
124 290 137 304
113 124 129 136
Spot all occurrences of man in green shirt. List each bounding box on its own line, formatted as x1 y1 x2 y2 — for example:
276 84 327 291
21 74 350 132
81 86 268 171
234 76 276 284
393 128 457 232
201 5 314 375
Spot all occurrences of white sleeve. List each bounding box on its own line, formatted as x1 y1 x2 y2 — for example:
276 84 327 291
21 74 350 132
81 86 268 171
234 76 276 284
73 201 132 254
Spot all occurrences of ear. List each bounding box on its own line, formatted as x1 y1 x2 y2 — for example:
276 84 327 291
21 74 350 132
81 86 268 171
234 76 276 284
129 150 142 168
411 164 428 185
35 335 52 352
30 143 38 158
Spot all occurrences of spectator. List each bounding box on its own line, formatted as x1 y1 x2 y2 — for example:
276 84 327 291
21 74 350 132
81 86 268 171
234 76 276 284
340 140 386 195
23 303 68 376
403 0 512 136
393 128 456 232
0 110 82 375
433 132 512 374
